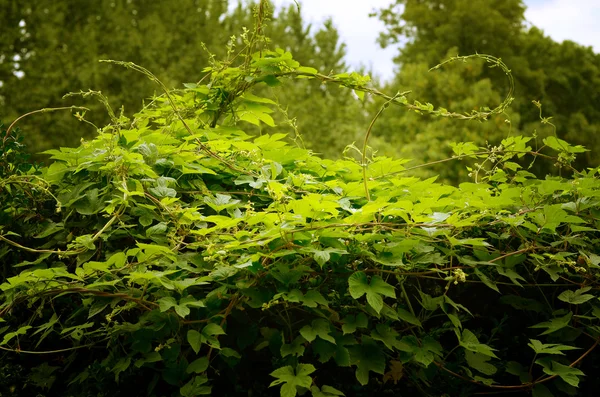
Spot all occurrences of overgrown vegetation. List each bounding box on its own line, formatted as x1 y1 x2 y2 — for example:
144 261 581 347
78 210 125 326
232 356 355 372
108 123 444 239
1 2 600 397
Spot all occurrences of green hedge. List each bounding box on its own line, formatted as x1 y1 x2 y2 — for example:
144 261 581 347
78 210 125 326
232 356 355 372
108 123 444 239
1 5 600 396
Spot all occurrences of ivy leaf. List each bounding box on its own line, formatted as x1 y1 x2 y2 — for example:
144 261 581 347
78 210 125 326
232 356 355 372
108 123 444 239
528 339 579 355
112 357 131 381
300 319 335 344
146 222 167 237
499 295 546 313
535 358 585 387
505 361 531 384
497 267 526 288
348 272 396 314
204 194 240 212
180 375 211 396
457 329 498 358
341 313 368 335
281 336 306 358
270 364 316 397
557 287 595 305
464 351 497 376
187 330 202 354
302 290 329 308
348 337 385 385
474 269 499 293
401 336 443 366
371 324 402 351
310 385 345 397
313 250 330 268
530 312 572 335
397 308 421 327
187 356 209 373
1 325 32 346
200 323 226 349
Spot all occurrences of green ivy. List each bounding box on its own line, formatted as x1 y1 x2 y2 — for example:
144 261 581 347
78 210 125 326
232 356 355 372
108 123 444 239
1 2 599 396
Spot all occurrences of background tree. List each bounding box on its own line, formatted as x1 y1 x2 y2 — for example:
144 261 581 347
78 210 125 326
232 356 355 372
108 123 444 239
0 0 236 155
372 0 600 177
0 0 367 160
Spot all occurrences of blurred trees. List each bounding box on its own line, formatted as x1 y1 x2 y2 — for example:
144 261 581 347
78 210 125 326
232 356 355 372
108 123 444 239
257 3 368 157
372 0 600 178
0 0 235 154
0 0 365 158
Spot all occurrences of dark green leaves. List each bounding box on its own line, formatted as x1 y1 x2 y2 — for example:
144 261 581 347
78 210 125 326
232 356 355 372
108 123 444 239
457 329 498 358
557 287 595 305
300 319 335 344
348 337 386 385
530 312 573 336
270 364 316 397
187 324 226 353
528 339 579 356
535 358 585 387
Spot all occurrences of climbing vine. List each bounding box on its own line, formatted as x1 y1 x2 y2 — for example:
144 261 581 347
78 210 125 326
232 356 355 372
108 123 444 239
1 3 599 396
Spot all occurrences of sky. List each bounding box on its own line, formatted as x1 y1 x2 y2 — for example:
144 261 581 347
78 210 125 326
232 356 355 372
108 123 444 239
270 0 600 81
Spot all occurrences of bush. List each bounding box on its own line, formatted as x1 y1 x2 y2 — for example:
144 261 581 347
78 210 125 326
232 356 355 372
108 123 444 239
1 4 599 396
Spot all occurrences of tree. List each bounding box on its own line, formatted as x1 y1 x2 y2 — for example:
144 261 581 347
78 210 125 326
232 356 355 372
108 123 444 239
0 0 235 155
372 0 600 176
0 0 368 159
264 5 368 157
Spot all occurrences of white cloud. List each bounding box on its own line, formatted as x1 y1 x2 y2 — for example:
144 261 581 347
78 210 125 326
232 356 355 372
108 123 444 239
525 0 600 51
271 0 397 80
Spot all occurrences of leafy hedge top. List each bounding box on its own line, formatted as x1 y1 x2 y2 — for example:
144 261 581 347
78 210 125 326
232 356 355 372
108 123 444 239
1 5 600 396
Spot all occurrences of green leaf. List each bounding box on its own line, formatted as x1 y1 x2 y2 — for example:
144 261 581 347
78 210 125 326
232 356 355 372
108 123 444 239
557 287 595 305
543 136 587 153
457 329 498 358
499 295 546 313
313 250 330 268
180 375 211 396
474 269 500 293
342 313 368 335
371 324 402 350
348 337 385 385
396 308 421 327
146 222 168 237
281 336 306 358
505 361 531 383
270 364 316 397
528 339 579 356
204 194 240 212
187 356 209 373
187 330 202 354
348 272 396 314
202 323 225 337
535 358 585 387
112 357 131 381
302 290 329 308
530 312 572 335
310 385 345 397
300 319 335 344
464 351 497 376
1 325 32 346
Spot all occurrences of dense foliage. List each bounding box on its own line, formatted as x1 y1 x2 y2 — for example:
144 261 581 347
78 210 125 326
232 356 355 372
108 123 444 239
2 2 600 397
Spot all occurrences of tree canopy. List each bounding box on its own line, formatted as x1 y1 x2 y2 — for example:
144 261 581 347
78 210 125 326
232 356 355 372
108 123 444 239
372 0 600 178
